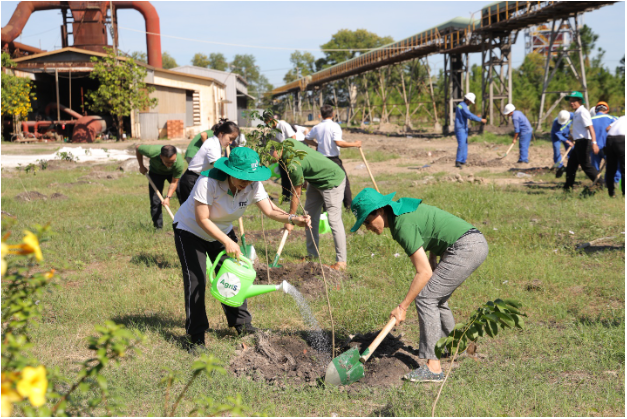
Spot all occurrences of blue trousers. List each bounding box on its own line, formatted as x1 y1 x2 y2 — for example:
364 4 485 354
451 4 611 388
591 150 622 184
518 132 532 163
455 129 468 163
552 140 571 168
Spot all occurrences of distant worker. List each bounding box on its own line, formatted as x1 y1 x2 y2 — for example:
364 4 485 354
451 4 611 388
503 103 533 164
136 144 185 230
179 120 240 204
604 116 625 197
562 91 599 191
293 124 311 143
264 115 299 201
306 104 362 210
278 138 348 271
179 128 212 202
590 101 620 185
454 93 487 168
550 110 574 178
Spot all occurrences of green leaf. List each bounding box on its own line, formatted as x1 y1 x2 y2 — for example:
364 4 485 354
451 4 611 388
501 298 522 309
494 312 515 328
511 313 525 329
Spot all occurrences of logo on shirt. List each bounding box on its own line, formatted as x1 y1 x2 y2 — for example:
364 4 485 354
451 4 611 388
239 200 248 208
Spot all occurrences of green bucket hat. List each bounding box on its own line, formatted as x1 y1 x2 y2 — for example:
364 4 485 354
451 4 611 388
350 188 422 232
565 91 585 104
213 147 271 182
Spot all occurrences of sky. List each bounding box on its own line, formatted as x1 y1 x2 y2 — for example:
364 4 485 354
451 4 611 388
2 1 625 90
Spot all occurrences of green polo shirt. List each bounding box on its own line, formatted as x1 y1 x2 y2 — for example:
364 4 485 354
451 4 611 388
283 139 344 190
184 129 214 161
388 203 474 257
137 145 185 178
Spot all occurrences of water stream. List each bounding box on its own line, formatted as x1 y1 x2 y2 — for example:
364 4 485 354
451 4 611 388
281 281 331 356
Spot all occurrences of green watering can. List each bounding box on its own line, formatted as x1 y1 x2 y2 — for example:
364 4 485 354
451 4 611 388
269 162 281 179
319 212 331 234
208 251 288 307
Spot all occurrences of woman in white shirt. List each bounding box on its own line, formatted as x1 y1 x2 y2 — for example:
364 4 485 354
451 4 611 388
173 147 311 353
179 119 240 205
605 116 626 197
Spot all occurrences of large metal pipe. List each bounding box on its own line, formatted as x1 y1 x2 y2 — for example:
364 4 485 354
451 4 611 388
113 1 162 68
2 1 162 68
45 103 82 120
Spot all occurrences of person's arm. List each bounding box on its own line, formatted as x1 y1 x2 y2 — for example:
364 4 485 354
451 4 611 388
285 184 303 232
589 124 599 154
512 115 520 143
162 178 180 207
335 139 362 148
389 247 433 326
512 132 519 144
303 138 318 148
257 198 311 228
200 132 208 143
462 104 485 123
136 146 148 175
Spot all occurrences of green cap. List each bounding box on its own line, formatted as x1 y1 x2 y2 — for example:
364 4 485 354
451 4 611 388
565 91 585 104
213 147 271 182
350 188 422 232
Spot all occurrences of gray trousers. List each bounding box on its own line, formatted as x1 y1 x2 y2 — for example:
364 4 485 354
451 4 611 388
304 177 347 263
416 231 489 360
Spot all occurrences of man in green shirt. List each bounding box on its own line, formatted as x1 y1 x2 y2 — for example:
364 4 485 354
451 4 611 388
136 144 186 229
280 139 347 270
350 188 489 382
184 129 213 163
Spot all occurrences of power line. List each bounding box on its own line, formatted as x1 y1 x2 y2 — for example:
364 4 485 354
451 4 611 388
19 27 57 38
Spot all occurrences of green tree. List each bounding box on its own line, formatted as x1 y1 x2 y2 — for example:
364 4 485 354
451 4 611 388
161 51 178 69
123 51 147 64
1 52 35 137
231 54 273 107
191 53 211 68
579 24 598 66
86 48 158 141
208 53 228 71
283 50 316 83
320 29 394 67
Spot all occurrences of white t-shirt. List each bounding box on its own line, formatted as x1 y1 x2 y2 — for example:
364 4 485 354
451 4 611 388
173 175 269 242
294 125 308 142
187 136 222 174
570 106 593 140
274 120 296 143
305 119 343 157
607 116 627 136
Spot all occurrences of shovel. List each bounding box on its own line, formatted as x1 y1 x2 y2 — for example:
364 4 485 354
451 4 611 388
359 147 380 192
498 142 516 159
269 229 289 268
552 144 573 169
145 173 175 220
325 317 396 386
238 218 256 261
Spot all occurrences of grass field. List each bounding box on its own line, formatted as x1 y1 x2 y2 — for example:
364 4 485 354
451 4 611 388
1 135 625 416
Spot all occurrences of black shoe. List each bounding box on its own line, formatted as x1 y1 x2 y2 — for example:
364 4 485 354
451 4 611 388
455 161 463 168
234 323 258 336
555 166 566 178
186 333 207 355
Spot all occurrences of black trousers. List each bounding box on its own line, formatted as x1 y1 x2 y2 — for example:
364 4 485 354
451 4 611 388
148 171 179 229
278 162 292 200
178 169 200 205
173 226 252 335
605 135 625 197
327 156 352 210
564 140 599 189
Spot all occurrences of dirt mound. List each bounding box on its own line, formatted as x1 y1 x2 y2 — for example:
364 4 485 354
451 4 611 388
230 329 468 389
15 191 47 201
508 166 551 175
50 193 68 200
377 122 402 134
255 262 345 297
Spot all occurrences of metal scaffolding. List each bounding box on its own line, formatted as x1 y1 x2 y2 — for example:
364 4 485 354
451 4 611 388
443 53 470 133
480 31 517 126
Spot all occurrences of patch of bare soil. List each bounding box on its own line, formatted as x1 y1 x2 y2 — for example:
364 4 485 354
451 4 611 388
230 329 474 389
245 228 306 246
508 166 552 175
255 262 345 297
50 193 68 200
79 171 123 180
15 191 47 201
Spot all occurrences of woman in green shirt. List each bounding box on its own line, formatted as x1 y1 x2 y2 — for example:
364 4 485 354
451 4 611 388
350 188 489 382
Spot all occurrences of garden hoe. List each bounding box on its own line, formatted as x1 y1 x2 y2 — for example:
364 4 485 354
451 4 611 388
238 218 256 261
145 173 174 220
552 145 573 169
498 142 516 159
359 147 380 192
325 317 396 386
269 229 289 268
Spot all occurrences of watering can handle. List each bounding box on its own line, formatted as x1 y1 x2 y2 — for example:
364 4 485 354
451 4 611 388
209 250 253 279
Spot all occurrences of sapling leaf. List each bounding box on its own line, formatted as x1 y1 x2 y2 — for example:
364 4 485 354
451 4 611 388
494 312 515 328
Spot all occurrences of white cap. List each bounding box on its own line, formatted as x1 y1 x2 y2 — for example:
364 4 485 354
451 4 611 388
557 110 571 125
503 103 516 115
464 92 476 104
589 107 596 117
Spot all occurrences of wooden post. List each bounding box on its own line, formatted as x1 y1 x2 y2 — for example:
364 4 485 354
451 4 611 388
55 69 61 121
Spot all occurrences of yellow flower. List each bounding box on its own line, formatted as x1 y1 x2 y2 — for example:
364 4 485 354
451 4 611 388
2 372 22 417
21 231 43 262
43 269 55 280
1 242 8 277
16 366 47 408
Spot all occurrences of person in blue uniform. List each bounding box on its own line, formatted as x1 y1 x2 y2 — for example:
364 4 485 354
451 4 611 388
551 110 574 178
454 93 487 168
503 103 533 163
590 101 620 185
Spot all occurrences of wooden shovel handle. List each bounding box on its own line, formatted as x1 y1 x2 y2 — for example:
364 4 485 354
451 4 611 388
238 217 245 236
145 173 174 220
359 147 380 192
558 145 573 167
359 317 396 363
592 160 606 185
276 229 289 256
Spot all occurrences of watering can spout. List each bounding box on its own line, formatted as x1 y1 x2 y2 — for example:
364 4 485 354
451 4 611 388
244 283 283 299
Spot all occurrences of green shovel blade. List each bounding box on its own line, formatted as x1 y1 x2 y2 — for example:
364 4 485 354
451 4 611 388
324 347 365 386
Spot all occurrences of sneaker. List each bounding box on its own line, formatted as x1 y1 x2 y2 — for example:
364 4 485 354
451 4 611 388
455 161 463 168
234 323 258 336
328 262 347 271
403 365 445 383
186 333 207 355
555 166 566 178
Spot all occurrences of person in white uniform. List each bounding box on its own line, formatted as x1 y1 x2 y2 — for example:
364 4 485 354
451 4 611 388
172 147 311 353
179 120 240 205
